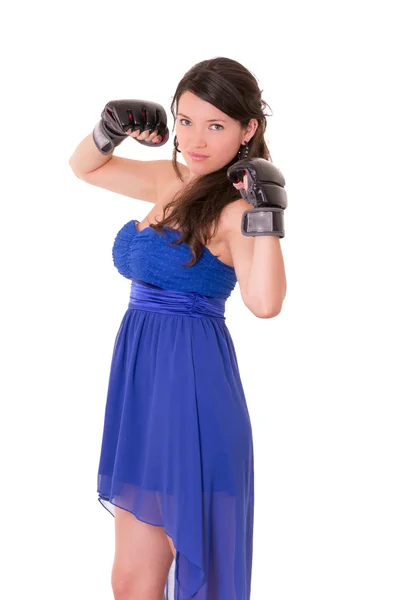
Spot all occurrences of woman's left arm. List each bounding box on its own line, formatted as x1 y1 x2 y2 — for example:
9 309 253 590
224 200 286 318
247 235 286 317
227 158 288 317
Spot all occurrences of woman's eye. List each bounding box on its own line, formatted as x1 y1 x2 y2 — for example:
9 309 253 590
179 118 223 131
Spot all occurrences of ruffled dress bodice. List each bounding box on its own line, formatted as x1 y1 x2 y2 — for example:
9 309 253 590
112 220 237 300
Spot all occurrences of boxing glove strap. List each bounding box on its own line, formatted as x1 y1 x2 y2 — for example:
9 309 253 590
241 207 285 237
93 120 127 155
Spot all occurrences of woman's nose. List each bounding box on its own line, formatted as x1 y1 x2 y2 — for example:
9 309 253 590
191 132 207 148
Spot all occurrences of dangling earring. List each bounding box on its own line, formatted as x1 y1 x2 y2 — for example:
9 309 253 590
174 135 181 153
237 140 249 161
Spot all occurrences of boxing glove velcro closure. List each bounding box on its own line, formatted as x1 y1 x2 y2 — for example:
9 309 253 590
241 207 285 237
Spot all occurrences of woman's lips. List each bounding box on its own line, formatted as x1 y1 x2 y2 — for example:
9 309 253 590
188 152 209 161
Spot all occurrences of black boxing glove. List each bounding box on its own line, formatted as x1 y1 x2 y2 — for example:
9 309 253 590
93 99 169 155
227 157 287 237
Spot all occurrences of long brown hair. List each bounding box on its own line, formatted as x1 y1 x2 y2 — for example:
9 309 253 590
150 57 273 267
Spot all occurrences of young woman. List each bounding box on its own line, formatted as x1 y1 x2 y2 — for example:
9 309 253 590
69 56 287 600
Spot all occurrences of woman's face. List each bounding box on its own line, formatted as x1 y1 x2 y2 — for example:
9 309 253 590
175 91 255 180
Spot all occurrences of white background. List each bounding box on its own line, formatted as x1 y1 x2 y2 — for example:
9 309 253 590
1 1 399 598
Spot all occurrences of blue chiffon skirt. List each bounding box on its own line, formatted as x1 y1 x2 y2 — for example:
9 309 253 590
97 279 254 600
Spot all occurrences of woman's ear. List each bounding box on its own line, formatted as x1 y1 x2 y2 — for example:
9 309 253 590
247 118 259 140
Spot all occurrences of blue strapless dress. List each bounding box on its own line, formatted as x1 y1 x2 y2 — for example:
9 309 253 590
97 219 254 600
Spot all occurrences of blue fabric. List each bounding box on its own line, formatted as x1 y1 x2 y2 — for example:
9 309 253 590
112 220 237 299
97 220 254 600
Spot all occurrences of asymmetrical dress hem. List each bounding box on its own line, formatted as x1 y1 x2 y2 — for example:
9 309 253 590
96 219 254 600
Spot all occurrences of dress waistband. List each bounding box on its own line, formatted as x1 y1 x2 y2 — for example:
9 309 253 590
128 279 226 320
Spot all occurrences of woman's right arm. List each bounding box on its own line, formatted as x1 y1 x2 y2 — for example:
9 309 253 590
68 99 171 203
69 132 113 175
68 132 173 204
